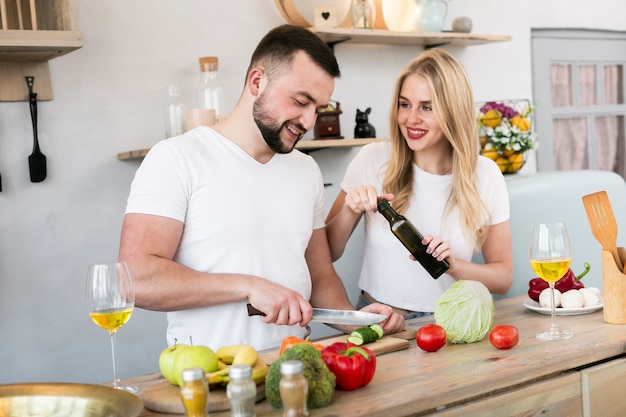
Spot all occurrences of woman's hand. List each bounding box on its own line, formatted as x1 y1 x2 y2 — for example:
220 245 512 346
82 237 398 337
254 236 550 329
360 303 405 335
344 185 394 215
413 235 456 273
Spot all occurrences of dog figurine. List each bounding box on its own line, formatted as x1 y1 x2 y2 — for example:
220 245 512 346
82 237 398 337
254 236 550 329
354 107 376 138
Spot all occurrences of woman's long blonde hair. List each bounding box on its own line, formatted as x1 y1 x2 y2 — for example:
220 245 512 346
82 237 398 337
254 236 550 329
382 48 490 250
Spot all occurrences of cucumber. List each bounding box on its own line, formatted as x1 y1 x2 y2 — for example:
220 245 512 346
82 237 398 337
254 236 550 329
348 325 382 346
370 323 384 339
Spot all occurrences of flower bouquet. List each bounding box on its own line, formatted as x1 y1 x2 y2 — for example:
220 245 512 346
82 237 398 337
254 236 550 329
477 100 538 174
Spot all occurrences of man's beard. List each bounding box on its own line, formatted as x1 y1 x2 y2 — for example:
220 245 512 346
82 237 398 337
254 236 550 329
252 91 304 154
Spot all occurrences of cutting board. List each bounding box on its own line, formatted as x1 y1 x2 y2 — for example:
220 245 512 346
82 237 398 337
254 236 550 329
260 331 412 364
142 375 265 414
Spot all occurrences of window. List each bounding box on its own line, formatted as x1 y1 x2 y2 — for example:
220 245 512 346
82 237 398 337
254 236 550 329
531 29 626 177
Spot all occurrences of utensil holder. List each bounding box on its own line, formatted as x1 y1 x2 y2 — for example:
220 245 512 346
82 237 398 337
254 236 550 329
602 247 626 324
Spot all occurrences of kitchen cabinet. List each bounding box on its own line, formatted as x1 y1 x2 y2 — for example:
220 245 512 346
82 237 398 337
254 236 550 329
0 0 83 101
117 138 387 161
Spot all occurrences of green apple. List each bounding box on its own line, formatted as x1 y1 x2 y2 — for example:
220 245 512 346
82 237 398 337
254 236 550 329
158 342 189 385
172 345 219 387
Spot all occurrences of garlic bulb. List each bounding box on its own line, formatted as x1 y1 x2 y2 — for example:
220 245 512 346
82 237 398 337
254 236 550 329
561 289 585 309
579 288 600 307
539 288 561 308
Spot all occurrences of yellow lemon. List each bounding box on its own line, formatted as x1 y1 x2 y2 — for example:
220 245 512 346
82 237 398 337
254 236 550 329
482 110 502 128
494 156 510 174
481 147 499 161
511 115 531 131
507 153 525 173
501 148 516 157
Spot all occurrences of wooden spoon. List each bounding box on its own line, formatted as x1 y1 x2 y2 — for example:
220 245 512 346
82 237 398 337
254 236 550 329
582 191 622 272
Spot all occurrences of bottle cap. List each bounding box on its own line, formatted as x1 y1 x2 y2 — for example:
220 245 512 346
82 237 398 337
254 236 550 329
181 367 205 382
377 198 391 211
280 360 304 375
228 364 252 379
198 56 218 72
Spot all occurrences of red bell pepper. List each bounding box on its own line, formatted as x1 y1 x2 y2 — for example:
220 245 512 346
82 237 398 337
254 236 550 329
321 342 376 391
555 262 590 293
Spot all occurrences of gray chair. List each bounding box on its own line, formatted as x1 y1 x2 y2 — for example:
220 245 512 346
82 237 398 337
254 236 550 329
474 170 626 299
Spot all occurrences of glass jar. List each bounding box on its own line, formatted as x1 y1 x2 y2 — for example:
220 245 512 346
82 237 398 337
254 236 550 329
279 360 308 417
180 367 209 417
196 56 225 119
226 364 256 417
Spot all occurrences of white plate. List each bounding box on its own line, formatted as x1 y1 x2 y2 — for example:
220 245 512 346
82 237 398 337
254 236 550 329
523 299 603 316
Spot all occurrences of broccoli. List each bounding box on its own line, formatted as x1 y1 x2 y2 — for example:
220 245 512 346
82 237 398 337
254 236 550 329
265 343 336 409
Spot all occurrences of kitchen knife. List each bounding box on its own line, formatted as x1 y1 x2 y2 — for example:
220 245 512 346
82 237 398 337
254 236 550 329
246 303 387 325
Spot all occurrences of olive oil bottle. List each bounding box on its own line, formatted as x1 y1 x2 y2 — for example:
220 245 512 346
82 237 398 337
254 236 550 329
377 198 450 279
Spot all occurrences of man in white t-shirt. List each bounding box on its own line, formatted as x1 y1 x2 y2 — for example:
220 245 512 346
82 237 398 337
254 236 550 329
119 25 405 351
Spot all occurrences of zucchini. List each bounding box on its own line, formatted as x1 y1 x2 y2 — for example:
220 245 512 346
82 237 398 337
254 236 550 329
347 324 383 345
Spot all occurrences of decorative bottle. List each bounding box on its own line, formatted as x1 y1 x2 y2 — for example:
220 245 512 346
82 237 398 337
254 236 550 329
197 56 225 119
350 0 375 29
377 198 450 279
279 360 308 417
180 367 209 417
226 364 256 417
164 85 186 138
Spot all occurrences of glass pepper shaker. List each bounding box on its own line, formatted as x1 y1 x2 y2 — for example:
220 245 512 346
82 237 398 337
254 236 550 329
180 367 209 417
279 360 308 417
227 364 257 417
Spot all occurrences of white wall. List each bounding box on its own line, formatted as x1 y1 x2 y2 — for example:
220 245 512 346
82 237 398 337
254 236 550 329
0 0 623 385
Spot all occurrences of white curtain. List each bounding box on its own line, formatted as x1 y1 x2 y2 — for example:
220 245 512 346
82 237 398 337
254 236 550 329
550 63 624 177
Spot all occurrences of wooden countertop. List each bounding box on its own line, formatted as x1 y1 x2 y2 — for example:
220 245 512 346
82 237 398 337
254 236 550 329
126 295 626 416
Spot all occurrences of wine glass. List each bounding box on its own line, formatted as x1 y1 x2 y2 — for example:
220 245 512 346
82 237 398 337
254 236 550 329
86 262 138 393
529 222 573 340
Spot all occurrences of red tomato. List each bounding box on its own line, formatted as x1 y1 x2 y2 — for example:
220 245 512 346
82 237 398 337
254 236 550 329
415 324 447 352
489 325 519 349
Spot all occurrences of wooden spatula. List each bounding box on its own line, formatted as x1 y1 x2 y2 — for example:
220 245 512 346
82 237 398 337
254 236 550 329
582 191 622 272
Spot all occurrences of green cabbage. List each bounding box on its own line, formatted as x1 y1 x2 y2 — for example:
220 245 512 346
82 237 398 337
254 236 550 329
434 280 494 343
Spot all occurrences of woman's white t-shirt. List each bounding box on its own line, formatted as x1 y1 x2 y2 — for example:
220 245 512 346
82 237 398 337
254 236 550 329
341 141 510 312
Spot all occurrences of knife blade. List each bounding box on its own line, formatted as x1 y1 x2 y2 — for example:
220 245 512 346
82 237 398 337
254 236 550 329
246 303 387 326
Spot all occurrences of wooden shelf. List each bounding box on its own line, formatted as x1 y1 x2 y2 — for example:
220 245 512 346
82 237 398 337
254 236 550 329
310 27 511 48
117 138 386 161
0 29 82 60
0 0 83 101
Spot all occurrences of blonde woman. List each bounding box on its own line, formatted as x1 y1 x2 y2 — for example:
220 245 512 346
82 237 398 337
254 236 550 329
325 49 513 318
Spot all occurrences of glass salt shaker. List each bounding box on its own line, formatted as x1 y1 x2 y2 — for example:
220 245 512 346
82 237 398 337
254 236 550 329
227 364 256 417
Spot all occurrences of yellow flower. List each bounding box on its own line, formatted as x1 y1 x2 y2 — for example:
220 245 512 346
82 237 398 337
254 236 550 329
511 115 530 131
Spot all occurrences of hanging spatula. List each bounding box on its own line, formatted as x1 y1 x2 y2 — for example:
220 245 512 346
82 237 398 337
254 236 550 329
582 191 622 272
25 76 46 183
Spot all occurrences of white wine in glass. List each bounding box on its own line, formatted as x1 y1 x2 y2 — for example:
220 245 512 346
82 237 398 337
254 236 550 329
529 222 573 340
86 262 138 393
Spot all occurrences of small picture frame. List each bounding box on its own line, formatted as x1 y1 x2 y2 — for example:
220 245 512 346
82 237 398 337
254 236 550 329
314 6 337 28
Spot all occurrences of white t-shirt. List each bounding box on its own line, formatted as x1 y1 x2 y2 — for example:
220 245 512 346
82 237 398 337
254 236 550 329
341 141 510 312
125 127 325 351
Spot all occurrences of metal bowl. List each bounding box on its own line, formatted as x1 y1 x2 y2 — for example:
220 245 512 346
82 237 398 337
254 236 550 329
0 383 143 417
